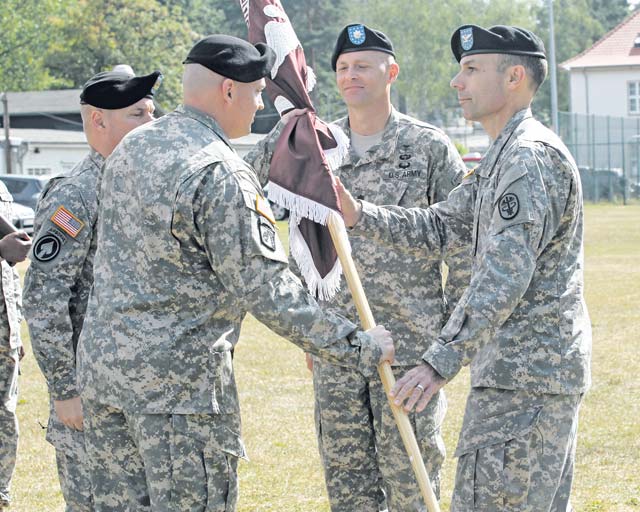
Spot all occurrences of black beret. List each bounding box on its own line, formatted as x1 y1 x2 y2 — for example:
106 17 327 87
183 35 276 83
80 70 162 109
331 24 395 71
451 25 546 63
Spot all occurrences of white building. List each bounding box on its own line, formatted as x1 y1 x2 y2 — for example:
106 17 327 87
562 10 640 117
1 129 88 175
1 128 265 177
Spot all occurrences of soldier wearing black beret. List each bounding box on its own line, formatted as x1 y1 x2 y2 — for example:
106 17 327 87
337 23 589 512
22 65 159 511
72 32 393 512
331 23 395 71
258 20 467 512
451 24 546 63
80 68 162 110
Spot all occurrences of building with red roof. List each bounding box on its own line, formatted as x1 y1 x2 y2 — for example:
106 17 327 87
562 10 640 117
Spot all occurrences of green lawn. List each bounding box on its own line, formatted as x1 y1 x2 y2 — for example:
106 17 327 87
9 203 640 511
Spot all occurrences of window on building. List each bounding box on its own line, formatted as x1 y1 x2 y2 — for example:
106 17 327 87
629 81 640 114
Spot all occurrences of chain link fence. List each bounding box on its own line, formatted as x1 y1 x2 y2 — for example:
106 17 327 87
559 111 640 203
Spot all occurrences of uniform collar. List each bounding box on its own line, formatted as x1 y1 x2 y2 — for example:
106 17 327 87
477 108 532 178
176 104 233 149
88 148 105 169
338 107 401 168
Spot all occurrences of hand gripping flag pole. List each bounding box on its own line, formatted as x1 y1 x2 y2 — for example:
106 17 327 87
240 2 440 509
327 212 441 512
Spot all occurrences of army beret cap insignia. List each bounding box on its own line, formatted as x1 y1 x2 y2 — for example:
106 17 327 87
80 69 162 109
331 23 395 71
451 24 546 63
183 34 276 83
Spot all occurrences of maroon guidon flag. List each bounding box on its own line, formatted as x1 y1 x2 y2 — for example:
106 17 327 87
239 0 350 300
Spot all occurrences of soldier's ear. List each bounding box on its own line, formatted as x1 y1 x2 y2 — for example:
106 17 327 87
91 109 107 130
222 79 234 103
388 61 400 83
507 65 526 90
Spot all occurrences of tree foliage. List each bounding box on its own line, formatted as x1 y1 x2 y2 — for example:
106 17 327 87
44 0 195 109
0 0 64 92
2 0 637 127
348 0 533 122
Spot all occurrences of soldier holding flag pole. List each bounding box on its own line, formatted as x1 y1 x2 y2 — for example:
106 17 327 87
242 1 466 509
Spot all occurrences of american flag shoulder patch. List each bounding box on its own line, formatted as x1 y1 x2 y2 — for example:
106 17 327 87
51 206 85 238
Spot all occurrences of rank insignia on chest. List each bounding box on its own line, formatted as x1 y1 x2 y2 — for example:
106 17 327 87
258 218 277 251
51 206 85 238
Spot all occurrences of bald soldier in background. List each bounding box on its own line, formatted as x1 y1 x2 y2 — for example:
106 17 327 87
0 191 32 509
76 35 393 512
339 24 591 511
23 66 160 511
248 23 467 511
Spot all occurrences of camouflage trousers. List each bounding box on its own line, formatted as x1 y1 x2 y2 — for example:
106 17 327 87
451 387 583 512
82 399 245 512
0 347 19 498
46 401 93 511
312 358 447 512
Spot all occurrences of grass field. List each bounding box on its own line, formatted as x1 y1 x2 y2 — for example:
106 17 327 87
8 203 640 511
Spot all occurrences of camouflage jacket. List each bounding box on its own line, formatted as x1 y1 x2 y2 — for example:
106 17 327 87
247 108 468 366
77 105 381 414
0 182 22 350
23 150 103 400
353 109 592 394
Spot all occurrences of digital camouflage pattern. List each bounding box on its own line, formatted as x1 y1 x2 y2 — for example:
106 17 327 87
354 108 591 394
83 399 244 511
77 105 382 510
22 151 103 511
0 182 22 505
353 108 591 507
451 387 581 511
248 109 467 511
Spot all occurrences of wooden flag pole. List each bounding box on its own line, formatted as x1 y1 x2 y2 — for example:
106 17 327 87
327 211 441 512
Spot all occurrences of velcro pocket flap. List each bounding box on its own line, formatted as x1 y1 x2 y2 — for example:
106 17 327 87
454 406 542 457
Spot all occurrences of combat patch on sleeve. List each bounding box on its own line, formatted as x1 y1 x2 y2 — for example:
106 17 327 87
255 194 276 225
258 217 277 251
498 192 520 220
33 232 63 262
51 206 85 238
491 172 533 234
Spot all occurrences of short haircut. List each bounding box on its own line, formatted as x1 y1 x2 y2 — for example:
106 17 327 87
497 54 548 92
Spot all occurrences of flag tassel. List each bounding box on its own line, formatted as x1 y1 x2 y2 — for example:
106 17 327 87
288 220 344 301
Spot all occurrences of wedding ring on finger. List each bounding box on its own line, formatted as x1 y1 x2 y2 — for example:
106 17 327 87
416 384 425 394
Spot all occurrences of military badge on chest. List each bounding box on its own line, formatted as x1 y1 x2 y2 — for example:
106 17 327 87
386 144 422 179
258 218 277 251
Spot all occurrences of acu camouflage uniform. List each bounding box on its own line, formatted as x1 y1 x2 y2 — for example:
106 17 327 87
0 183 23 507
247 108 468 511
352 108 592 511
77 105 382 512
22 150 103 511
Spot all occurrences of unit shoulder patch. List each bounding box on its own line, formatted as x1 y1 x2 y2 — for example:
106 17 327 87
33 233 62 262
